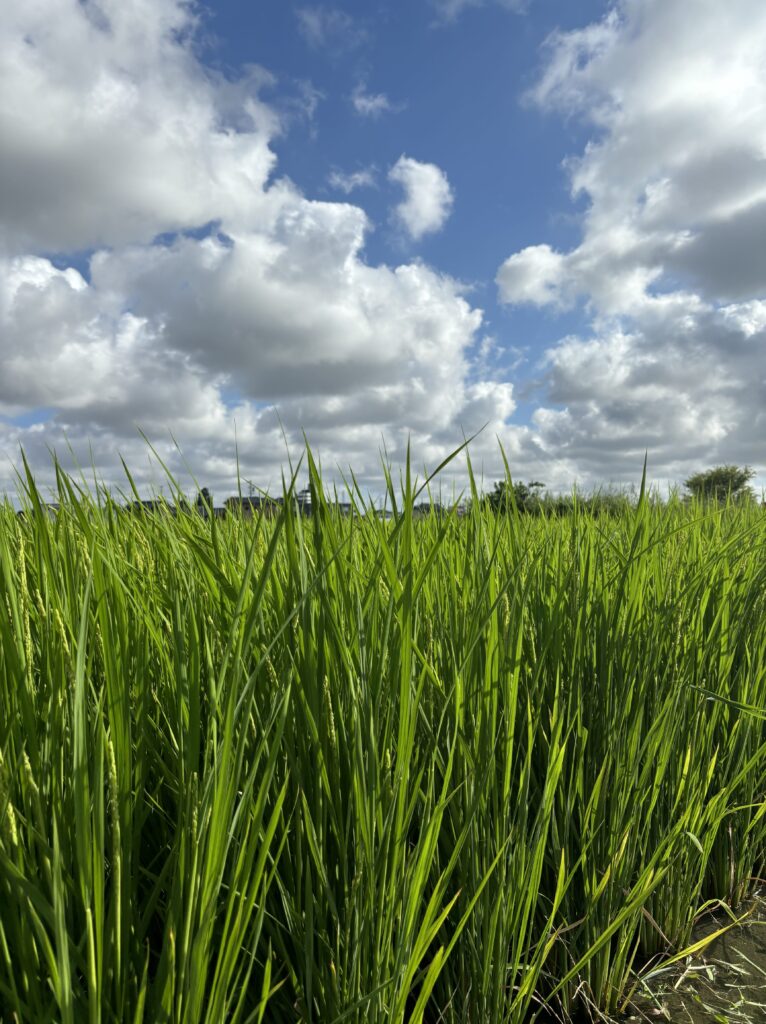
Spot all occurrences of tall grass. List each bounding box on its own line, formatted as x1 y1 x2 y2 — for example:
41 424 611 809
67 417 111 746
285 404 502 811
0 451 764 1022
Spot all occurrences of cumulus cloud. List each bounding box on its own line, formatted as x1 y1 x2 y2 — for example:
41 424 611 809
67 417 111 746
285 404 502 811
0 0 513 496
496 0 766 487
0 1 280 253
0 229 512 494
496 245 567 307
388 156 454 241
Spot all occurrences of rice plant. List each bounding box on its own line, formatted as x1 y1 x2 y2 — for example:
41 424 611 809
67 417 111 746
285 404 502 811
0 449 764 1022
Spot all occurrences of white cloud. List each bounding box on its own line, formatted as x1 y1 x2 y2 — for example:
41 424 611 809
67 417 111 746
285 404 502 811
388 156 454 241
495 0 766 488
430 0 528 24
496 244 567 307
350 84 398 118
328 168 377 193
295 6 367 53
0 255 228 430
0 0 514 496
0 229 514 494
0 0 281 253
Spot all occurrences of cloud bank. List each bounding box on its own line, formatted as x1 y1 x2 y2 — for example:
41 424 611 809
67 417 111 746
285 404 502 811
497 0 766 486
4 0 765 497
0 0 512 495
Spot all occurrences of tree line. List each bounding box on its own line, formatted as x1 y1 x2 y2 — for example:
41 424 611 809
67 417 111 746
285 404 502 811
484 465 757 515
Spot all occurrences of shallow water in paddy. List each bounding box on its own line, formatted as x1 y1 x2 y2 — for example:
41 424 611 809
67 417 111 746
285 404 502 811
624 897 766 1023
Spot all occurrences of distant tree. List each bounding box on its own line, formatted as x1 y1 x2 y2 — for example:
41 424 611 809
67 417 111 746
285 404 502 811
683 465 755 503
584 489 634 517
487 480 545 513
195 487 213 511
483 481 638 517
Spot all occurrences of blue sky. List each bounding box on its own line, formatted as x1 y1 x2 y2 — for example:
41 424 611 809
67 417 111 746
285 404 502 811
1 0 766 497
206 0 600 387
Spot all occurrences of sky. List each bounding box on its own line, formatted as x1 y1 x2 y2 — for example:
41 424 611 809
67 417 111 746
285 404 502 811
2 0 766 500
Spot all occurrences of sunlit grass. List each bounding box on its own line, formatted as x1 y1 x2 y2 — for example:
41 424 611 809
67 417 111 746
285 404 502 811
0 450 764 1022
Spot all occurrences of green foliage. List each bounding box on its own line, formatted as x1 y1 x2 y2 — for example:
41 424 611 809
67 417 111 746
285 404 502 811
485 478 634 517
195 486 213 510
486 478 546 512
0 449 764 1022
684 464 755 503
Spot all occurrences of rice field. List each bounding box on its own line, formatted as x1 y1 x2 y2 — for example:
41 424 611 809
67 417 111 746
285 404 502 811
1 452 765 1023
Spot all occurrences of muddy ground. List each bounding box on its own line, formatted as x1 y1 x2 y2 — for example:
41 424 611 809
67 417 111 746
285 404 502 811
623 894 766 1023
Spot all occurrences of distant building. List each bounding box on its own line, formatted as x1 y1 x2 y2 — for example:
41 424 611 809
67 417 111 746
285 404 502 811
224 495 283 517
225 490 316 517
296 489 312 516
123 497 227 518
412 502 449 518
127 499 174 515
